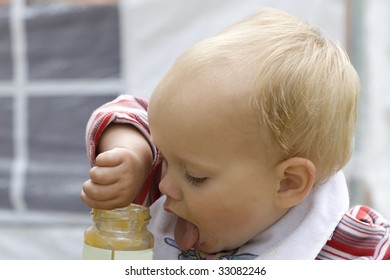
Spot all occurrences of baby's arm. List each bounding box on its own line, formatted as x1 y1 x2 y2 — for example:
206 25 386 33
81 95 159 210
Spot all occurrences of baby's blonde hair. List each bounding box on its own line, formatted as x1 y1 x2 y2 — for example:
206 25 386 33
174 8 360 184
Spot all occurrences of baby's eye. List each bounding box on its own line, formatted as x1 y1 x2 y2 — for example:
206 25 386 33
184 172 208 186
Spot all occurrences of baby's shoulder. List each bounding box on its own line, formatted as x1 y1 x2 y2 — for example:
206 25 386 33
317 205 390 260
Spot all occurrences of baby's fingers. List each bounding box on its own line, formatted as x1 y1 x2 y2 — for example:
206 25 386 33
89 165 120 185
81 179 133 207
82 179 112 201
95 149 124 167
81 186 129 210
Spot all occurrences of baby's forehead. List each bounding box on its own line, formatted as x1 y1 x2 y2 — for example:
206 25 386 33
155 73 265 133
149 54 272 140
152 66 251 118
149 66 280 165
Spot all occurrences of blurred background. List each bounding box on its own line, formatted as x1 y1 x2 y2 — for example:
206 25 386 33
0 0 389 259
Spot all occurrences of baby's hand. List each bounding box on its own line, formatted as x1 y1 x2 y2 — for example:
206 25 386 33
81 147 147 209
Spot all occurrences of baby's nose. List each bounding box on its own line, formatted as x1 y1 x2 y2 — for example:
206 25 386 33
158 170 183 201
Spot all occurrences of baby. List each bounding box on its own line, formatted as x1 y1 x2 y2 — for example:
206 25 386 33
82 8 390 259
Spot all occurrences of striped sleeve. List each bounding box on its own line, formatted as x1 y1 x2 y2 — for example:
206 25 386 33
85 95 161 206
86 95 157 166
316 205 390 260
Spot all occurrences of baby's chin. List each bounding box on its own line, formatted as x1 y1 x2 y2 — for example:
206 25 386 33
197 240 240 254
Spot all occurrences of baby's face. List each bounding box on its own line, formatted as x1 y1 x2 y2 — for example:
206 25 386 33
149 67 287 253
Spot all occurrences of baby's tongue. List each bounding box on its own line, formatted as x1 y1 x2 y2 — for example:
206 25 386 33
174 216 199 251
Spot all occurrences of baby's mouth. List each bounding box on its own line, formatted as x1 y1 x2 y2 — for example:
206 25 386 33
174 216 200 251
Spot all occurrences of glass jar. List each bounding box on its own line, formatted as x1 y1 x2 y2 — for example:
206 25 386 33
82 203 154 260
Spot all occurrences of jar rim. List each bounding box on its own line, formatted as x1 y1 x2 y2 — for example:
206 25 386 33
92 203 150 221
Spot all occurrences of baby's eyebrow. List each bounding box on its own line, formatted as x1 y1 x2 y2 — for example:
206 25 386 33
181 156 222 174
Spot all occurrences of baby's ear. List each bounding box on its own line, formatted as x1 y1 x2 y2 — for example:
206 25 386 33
274 157 316 209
